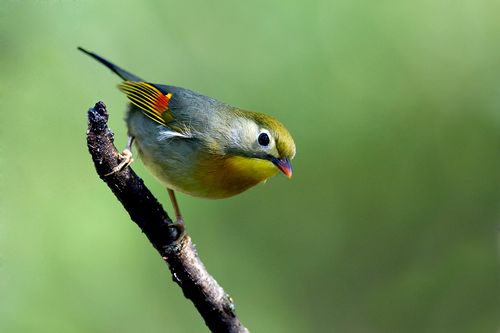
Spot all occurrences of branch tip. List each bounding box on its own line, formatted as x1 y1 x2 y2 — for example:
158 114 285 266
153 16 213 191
88 101 110 133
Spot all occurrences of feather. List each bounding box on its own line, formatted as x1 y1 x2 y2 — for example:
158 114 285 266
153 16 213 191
78 47 143 82
118 81 175 127
157 127 192 140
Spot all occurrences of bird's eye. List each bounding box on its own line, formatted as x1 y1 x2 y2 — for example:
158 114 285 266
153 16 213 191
258 132 270 146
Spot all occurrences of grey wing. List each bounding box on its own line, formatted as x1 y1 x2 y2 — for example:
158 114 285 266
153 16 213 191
153 84 230 138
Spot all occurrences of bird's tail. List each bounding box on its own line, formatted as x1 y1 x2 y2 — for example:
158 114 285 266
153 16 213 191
78 47 143 82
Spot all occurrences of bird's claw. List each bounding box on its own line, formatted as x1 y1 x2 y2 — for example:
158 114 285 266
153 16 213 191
104 148 134 176
169 219 186 240
175 218 185 233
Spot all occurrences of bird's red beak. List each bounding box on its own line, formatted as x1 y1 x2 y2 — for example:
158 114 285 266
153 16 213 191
273 158 293 178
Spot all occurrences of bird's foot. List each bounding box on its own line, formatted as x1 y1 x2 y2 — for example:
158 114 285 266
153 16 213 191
175 218 185 236
169 218 185 241
104 148 134 176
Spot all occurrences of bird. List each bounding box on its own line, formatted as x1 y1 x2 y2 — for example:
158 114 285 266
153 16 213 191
79 47 296 225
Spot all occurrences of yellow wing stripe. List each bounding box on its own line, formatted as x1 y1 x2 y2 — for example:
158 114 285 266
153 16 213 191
125 95 165 124
124 94 164 123
118 81 173 126
120 83 164 111
122 89 164 118
120 84 159 106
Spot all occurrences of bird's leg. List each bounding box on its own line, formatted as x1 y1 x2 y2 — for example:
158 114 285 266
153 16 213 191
167 188 184 223
105 135 135 176
167 188 185 237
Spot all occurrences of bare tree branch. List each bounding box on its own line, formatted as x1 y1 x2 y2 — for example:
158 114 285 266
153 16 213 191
86 101 249 333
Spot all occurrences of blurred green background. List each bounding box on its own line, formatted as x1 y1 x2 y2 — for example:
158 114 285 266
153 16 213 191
1 1 499 332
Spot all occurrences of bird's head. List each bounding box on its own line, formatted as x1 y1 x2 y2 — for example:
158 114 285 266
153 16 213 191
224 110 296 178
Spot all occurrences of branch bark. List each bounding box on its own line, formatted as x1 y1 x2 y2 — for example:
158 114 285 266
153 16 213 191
86 101 249 333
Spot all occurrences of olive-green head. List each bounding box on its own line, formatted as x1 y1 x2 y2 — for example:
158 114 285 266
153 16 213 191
223 110 296 178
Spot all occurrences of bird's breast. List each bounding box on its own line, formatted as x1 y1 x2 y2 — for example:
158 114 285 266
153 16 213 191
192 153 279 198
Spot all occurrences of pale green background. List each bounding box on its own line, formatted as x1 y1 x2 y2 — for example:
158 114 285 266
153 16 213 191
1 1 499 332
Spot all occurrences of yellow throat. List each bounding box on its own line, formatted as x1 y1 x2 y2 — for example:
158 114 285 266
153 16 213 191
194 154 279 198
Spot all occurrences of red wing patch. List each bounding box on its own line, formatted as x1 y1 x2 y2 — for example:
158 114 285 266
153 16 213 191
118 81 174 125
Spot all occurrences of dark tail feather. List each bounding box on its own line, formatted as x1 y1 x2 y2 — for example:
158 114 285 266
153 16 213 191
78 47 143 82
